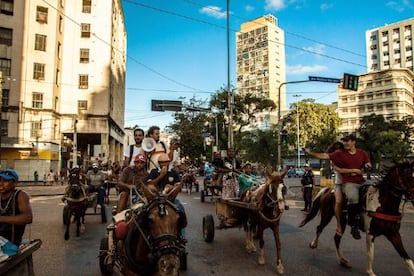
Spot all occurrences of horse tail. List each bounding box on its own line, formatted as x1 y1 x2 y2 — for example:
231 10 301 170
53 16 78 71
299 187 331 227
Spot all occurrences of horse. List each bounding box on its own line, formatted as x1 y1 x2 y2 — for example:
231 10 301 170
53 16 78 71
63 168 88 240
242 169 287 274
181 172 198 195
103 184 185 276
299 161 414 276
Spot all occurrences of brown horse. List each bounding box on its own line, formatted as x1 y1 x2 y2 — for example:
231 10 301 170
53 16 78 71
100 184 185 276
63 168 88 240
181 172 198 195
299 161 414 276
242 169 287 274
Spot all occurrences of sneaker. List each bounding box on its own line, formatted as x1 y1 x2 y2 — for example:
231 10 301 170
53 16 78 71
351 227 361 240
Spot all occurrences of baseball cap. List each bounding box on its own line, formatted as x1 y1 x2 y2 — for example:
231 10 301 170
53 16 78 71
134 154 146 163
341 134 357 141
0 169 19 182
92 163 99 168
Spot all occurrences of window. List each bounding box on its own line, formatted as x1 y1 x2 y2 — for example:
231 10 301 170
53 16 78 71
79 74 88 89
0 58 11 76
32 92 43 108
78 100 87 110
36 6 48 23
370 34 377 40
57 42 62 59
58 16 63 33
0 27 12 46
0 119 7 137
80 48 89 63
1 89 9 106
31 121 42 138
81 23 90 38
34 34 46 51
0 0 14 15
82 0 91 13
33 63 45 80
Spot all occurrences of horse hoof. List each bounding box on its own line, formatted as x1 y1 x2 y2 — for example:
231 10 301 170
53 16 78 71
339 258 352 268
366 270 376 276
309 242 317 249
258 257 265 265
81 225 86 233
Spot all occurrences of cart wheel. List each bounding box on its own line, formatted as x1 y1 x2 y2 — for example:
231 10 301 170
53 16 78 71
200 190 205 203
179 247 188 270
99 237 114 275
101 205 107 223
63 205 69 225
203 215 215 242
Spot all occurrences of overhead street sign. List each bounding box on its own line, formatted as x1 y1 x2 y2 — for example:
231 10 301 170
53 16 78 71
308 76 341 83
151 100 182 112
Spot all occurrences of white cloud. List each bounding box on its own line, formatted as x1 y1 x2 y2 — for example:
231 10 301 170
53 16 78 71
303 44 326 56
386 0 413 12
199 6 227 19
320 3 333 10
265 0 286 11
245 5 255 12
287 64 328 75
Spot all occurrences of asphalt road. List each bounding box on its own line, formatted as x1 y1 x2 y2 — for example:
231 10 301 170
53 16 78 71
16 177 414 276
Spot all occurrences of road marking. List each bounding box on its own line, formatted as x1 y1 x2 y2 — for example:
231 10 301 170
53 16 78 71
30 195 62 202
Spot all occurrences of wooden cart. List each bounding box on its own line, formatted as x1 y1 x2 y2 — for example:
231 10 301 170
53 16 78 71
0 239 42 276
202 198 258 242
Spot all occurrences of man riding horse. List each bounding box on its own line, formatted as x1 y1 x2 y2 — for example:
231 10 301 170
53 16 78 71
303 133 372 239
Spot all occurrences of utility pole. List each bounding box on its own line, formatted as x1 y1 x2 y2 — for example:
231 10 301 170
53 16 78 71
0 72 3 169
73 119 78 168
226 0 233 149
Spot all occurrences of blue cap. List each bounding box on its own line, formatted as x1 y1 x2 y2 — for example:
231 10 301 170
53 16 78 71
0 169 19 182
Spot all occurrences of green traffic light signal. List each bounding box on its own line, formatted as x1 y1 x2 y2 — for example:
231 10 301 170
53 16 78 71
343 73 359 91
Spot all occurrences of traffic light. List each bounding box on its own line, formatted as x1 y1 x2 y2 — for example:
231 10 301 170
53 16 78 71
281 129 288 145
343 73 359 91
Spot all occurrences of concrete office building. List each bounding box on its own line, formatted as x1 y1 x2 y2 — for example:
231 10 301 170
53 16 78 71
338 68 414 134
236 14 286 128
0 0 126 181
366 18 414 72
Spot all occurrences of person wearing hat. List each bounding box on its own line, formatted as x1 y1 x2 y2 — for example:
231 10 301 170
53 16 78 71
86 163 107 208
147 153 187 243
0 169 33 246
301 164 314 212
116 154 149 213
303 134 371 240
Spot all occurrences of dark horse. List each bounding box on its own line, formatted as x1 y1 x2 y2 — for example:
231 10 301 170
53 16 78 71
100 184 185 276
299 161 414 275
242 169 287 274
63 168 88 240
181 172 198 195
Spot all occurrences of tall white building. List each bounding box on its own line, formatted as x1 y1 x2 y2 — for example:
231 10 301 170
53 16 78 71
236 14 286 128
0 0 126 180
366 18 414 72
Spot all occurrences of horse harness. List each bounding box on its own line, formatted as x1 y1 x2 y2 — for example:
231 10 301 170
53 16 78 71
259 185 285 223
131 196 183 262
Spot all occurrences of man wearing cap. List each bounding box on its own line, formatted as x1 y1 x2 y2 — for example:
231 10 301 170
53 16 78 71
303 134 371 239
147 153 187 243
301 164 314 212
86 163 107 208
116 154 149 213
0 169 33 246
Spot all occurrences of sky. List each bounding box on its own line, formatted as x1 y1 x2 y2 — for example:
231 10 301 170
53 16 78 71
122 0 414 130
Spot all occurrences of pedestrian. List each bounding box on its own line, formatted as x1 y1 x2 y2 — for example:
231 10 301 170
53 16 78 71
0 169 33 247
303 134 371 239
47 169 55 185
301 164 314 212
33 171 39 184
43 173 47 186
123 128 145 167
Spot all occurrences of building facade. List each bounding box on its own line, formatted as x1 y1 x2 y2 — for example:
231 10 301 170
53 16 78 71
0 0 126 181
236 14 286 128
366 18 414 73
338 68 414 134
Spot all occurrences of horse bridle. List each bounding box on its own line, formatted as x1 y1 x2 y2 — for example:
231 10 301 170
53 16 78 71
133 197 182 263
259 183 285 223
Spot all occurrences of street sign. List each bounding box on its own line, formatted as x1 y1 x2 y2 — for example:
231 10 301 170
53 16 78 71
151 100 182 112
308 76 341 83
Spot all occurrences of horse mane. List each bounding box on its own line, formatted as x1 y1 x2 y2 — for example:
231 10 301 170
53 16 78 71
377 160 414 188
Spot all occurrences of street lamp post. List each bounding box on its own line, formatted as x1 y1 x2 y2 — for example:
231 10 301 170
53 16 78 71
293 94 301 167
277 80 310 167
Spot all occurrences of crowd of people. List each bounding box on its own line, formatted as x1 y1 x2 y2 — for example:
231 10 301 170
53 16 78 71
0 129 373 263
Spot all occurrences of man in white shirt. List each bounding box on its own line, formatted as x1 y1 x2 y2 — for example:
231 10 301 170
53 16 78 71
123 128 145 167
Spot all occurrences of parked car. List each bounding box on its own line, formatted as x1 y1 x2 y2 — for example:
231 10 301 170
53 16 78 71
295 168 305 177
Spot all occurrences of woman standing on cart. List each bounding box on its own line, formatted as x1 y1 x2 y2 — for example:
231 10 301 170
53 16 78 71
217 148 241 199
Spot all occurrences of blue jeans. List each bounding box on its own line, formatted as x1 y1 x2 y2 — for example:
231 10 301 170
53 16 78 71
88 185 106 206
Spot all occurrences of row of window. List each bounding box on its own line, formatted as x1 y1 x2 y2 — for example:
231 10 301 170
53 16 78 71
0 0 13 16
